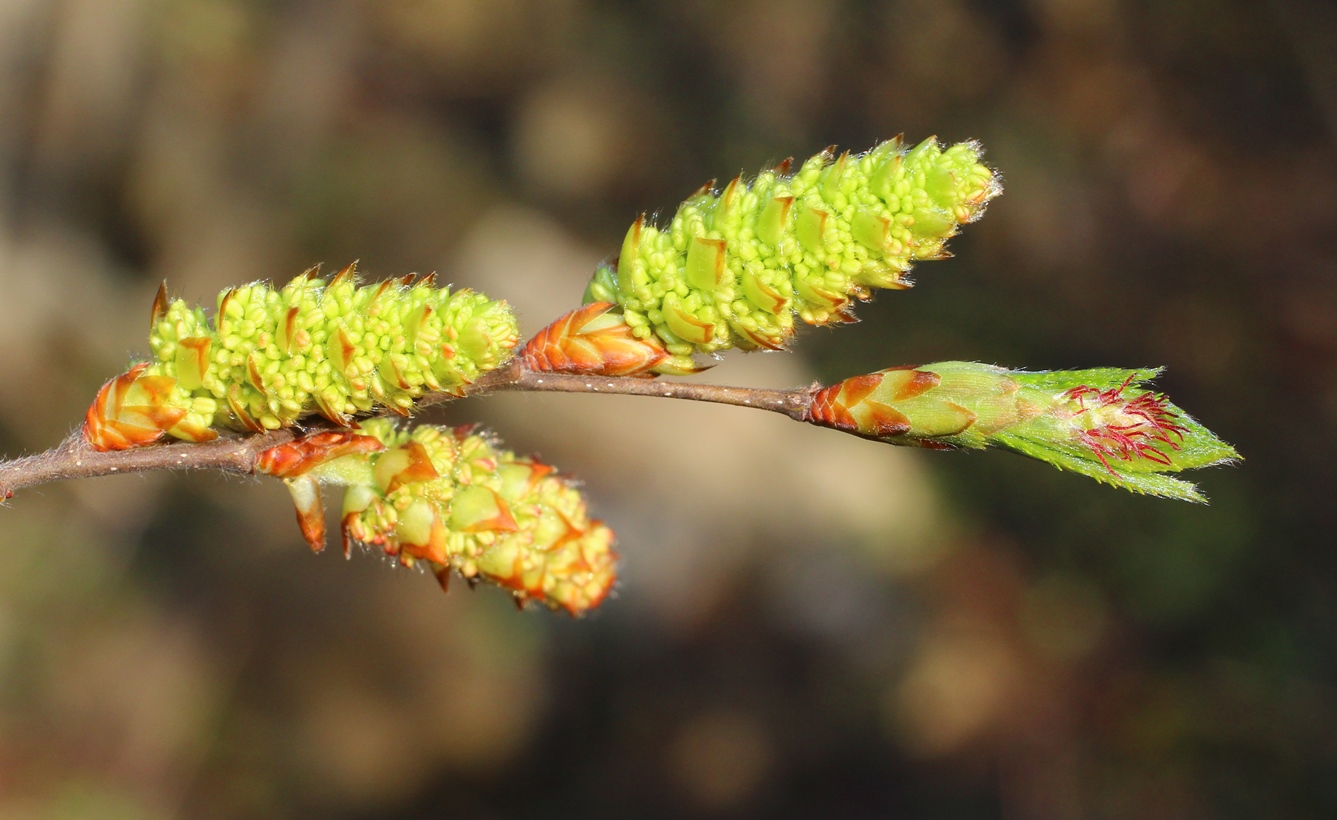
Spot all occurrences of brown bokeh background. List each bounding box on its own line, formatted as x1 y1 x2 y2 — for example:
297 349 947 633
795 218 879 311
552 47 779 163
1 1 1334 817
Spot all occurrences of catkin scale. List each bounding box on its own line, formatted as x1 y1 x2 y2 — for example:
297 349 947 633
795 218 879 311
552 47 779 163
521 301 669 377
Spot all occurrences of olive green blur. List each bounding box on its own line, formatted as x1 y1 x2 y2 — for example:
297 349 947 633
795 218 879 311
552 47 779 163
0 1 1328 818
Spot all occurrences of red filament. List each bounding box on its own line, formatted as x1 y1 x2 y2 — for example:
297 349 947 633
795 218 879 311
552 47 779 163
1063 376 1189 475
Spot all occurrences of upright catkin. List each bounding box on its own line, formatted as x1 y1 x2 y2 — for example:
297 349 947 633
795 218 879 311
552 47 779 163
584 137 1000 373
85 264 519 449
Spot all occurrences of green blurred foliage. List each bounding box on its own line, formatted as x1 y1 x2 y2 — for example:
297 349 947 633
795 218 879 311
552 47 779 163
0 0 1333 817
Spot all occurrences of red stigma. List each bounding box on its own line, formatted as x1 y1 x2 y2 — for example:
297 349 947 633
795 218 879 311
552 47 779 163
1063 376 1189 475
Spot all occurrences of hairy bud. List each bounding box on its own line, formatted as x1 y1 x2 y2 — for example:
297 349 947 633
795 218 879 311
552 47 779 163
809 362 1238 501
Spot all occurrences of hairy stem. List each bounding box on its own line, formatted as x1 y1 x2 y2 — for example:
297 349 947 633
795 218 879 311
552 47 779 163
463 359 812 418
0 359 815 500
0 427 297 499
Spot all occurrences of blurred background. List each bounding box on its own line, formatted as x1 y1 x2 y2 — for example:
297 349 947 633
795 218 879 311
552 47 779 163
0 0 1333 817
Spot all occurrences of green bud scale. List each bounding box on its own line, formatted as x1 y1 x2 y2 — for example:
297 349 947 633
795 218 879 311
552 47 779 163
584 137 1000 373
85 263 519 450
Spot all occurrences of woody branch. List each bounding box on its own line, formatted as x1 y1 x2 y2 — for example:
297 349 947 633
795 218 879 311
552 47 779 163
0 358 816 501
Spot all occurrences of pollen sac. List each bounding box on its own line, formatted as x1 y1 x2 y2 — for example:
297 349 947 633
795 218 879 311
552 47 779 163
84 265 519 450
586 137 1001 373
808 362 1239 502
294 419 617 615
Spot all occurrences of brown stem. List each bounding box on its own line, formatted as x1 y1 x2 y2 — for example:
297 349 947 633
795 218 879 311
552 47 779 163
0 359 816 500
0 428 297 499
462 358 812 419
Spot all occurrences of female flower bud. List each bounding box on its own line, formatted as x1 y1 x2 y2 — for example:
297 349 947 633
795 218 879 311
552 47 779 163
809 362 1238 501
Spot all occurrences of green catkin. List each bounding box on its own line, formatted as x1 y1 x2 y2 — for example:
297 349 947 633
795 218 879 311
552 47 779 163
584 137 1000 372
144 266 519 438
308 419 617 614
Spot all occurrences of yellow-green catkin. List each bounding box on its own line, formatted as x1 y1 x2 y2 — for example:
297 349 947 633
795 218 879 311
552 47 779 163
314 419 617 614
584 137 1000 373
144 265 519 438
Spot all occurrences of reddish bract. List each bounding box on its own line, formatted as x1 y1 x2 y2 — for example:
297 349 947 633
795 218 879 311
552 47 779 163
84 363 205 451
255 431 384 479
522 302 668 377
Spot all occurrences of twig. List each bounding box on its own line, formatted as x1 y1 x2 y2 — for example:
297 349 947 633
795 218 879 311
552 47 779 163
463 358 812 418
0 359 815 501
0 427 297 500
